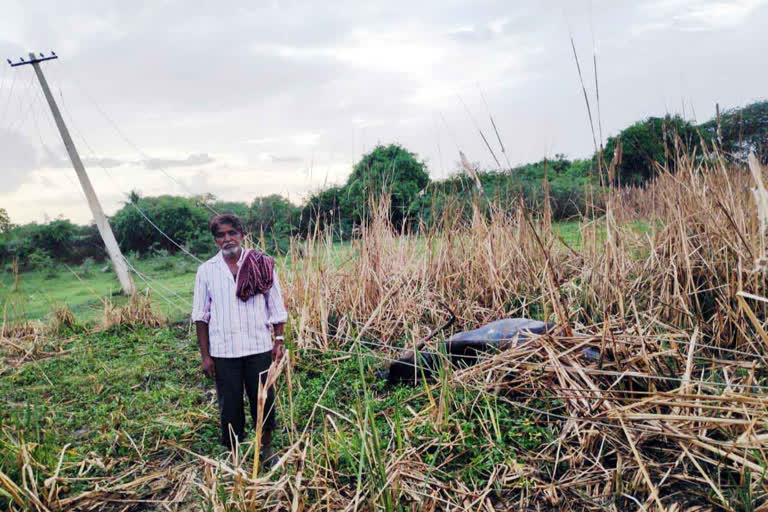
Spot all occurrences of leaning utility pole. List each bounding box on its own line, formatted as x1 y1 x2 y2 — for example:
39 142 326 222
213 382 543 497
8 52 135 295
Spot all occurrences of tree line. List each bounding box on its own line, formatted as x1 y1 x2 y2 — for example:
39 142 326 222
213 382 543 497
1 100 766 271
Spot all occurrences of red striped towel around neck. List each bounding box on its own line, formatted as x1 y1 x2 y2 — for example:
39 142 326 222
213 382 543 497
236 249 274 302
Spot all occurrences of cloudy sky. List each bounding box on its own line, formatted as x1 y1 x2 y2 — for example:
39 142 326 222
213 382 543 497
1 0 766 224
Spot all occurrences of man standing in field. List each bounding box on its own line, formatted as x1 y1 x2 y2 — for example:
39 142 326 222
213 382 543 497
191 213 287 465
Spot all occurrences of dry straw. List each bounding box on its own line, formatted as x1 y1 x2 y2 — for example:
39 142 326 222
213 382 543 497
102 289 165 329
3 148 768 510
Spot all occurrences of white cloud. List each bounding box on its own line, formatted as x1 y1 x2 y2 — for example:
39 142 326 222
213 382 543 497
2 0 768 225
634 0 766 32
142 153 215 169
0 128 39 191
243 136 279 145
292 132 322 146
251 27 446 77
332 29 447 76
252 23 539 109
243 132 322 147
678 0 765 28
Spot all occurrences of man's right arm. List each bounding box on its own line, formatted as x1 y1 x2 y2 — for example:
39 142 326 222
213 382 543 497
192 267 214 378
196 321 215 378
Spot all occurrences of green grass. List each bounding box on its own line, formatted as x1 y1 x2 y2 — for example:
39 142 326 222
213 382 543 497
0 242 357 325
553 220 581 247
0 324 221 497
0 255 198 324
552 219 652 250
0 322 552 508
0 220 653 325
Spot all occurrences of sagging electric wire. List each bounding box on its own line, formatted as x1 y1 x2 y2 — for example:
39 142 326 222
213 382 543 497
52 61 219 216
49 71 206 265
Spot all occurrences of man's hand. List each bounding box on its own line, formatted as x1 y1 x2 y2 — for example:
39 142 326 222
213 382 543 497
272 340 285 362
202 355 216 378
196 322 214 379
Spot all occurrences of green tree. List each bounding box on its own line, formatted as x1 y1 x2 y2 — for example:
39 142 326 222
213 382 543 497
603 115 702 185
127 190 141 205
210 201 249 220
30 218 78 258
700 100 768 163
416 156 594 226
248 195 299 252
111 195 210 255
345 144 430 230
0 208 11 233
299 185 353 239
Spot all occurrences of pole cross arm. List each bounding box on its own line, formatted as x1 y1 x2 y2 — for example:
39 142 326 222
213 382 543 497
7 52 58 67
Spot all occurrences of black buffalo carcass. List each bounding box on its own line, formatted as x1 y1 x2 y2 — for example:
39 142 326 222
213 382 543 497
380 318 554 385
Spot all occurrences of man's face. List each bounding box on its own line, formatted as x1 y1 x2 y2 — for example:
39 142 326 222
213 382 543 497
213 223 244 257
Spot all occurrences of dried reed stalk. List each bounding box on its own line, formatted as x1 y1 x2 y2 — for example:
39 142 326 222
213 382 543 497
4 154 768 510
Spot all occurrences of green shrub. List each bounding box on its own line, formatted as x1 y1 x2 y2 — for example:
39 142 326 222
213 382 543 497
79 257 96 277
602 115 705 185
248 194 300 254
111 196 210 256
26 250 55 271
699 100 768 164
173 258 195 276
152 258 174 271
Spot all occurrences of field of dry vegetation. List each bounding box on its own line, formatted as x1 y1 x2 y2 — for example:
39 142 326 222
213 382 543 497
2 148 768 510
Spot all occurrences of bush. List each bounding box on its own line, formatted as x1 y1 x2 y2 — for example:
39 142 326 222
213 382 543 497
248 195 300 253
0 218 106 268
299 185 354 240
30 219 77 258
699 100 768 163
26 250 56 271
152 258 174 272
345 144 429 230
300 144 430 238
413 156 596 226
111 196 210 255
173 258 195 276
603 115 704 185
186 233 216 258
0 237 9 264
69 225 106 263
79 257 96 277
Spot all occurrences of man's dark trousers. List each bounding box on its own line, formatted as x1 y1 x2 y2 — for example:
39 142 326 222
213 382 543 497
213 351 276 448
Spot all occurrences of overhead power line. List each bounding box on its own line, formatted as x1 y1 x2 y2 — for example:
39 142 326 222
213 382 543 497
48 73 204 264
0 69 18 127
6 73 37 133
54 65 220 216
28 85 91 200
7 51 136 295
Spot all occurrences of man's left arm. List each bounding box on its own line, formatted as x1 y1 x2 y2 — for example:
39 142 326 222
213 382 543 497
266 268 289 361
272 322 286 361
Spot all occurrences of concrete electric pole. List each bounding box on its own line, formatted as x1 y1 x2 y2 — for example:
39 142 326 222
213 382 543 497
8 52 136 295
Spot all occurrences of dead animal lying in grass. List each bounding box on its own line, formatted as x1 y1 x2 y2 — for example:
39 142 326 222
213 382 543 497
380 318 555 385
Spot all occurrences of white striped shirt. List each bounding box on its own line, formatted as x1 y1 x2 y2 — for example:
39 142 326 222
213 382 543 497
191 250 288 358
